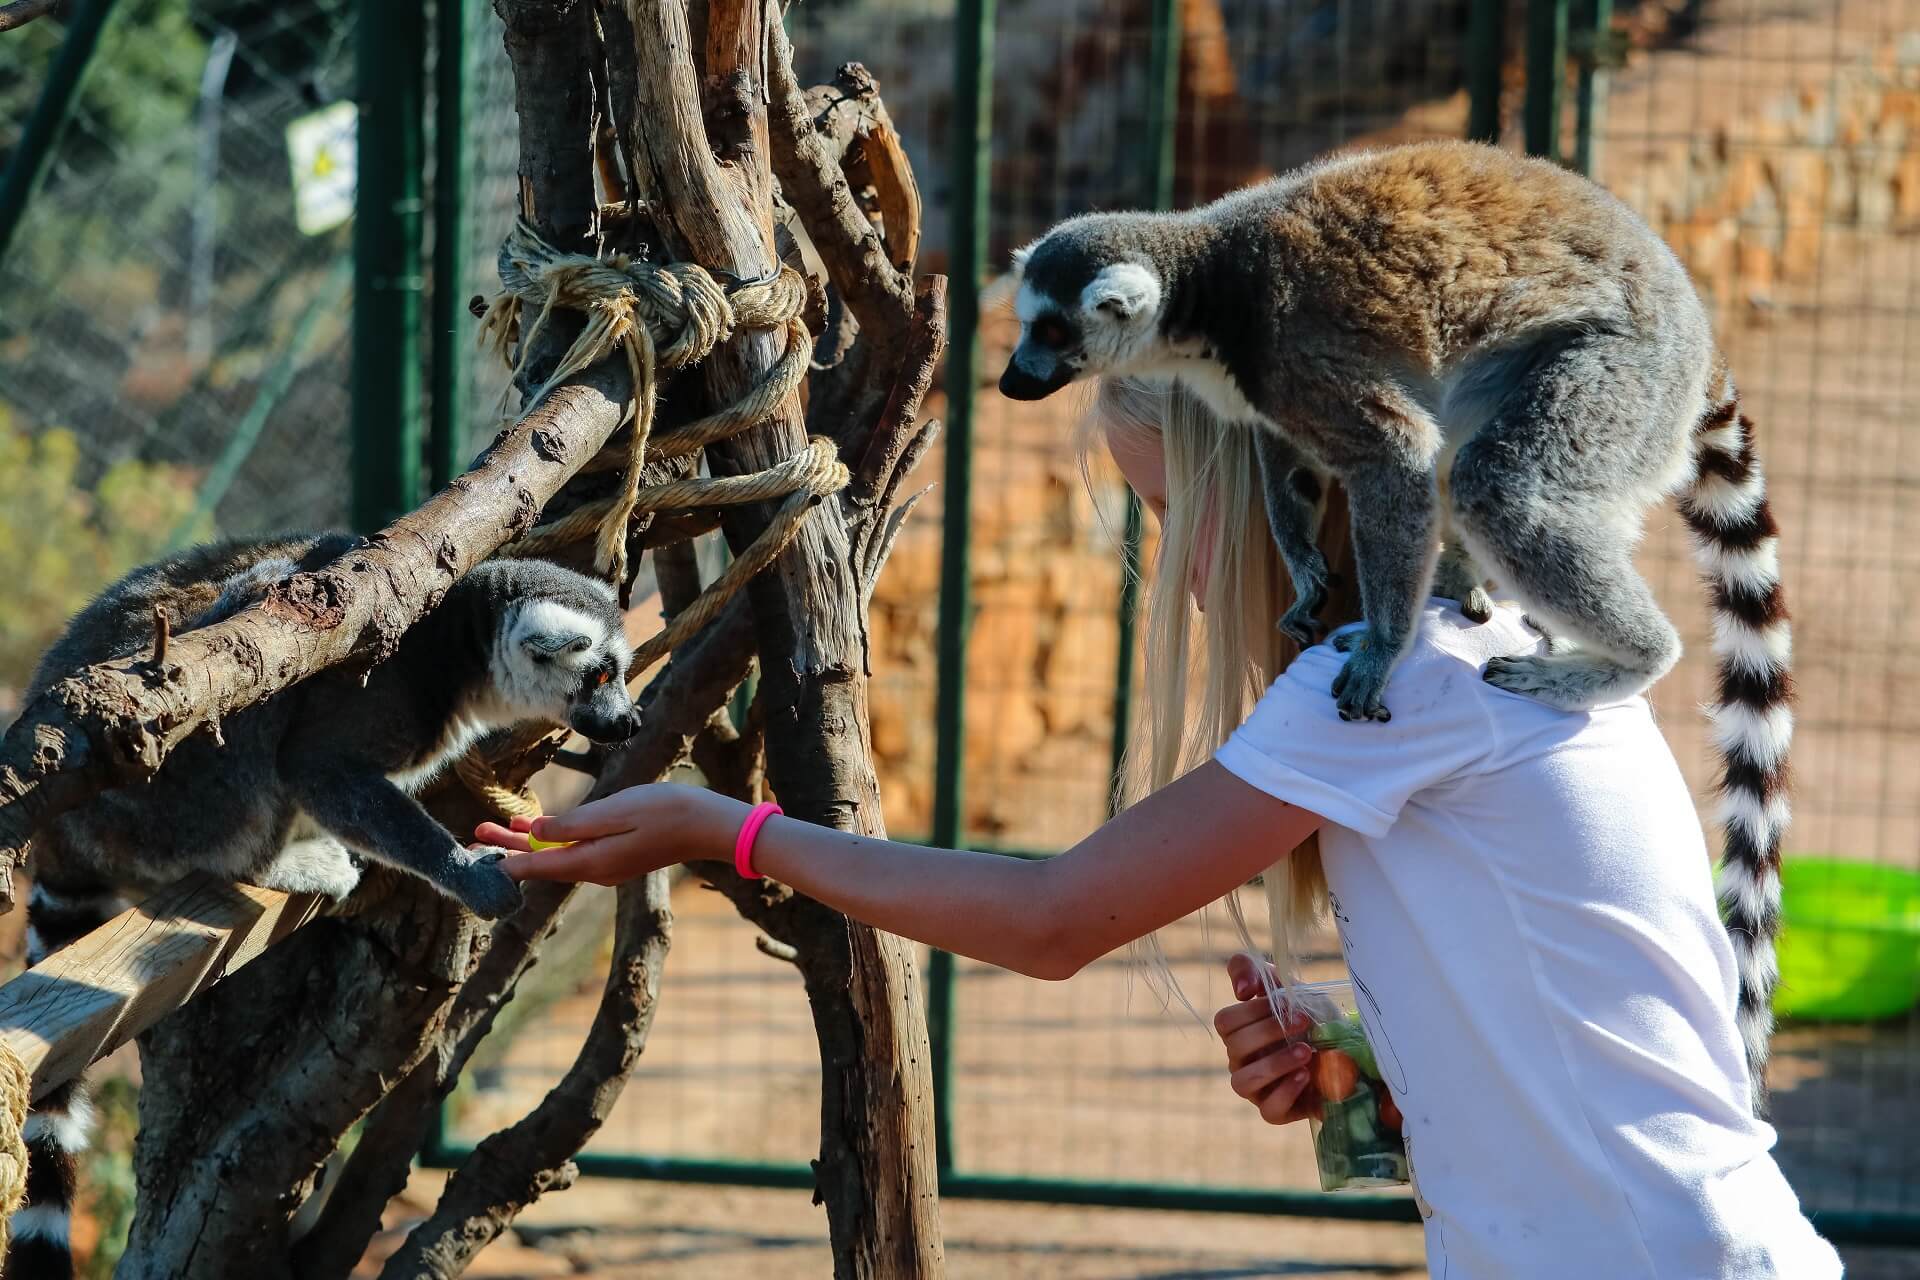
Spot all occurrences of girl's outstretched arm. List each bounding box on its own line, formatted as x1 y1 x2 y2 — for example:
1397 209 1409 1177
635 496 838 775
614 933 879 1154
481 761 1319 981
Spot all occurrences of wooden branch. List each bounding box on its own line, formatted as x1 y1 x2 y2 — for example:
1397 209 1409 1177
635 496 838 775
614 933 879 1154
124 886 486 1276
0 876 320 1101
850 277 946 509
766 27 912 344
0 0 59 34
625 5 945 1274
806 63 922 271
496 0 601 255
0 361 632 910
377 870 671 1279
288 884 577 1280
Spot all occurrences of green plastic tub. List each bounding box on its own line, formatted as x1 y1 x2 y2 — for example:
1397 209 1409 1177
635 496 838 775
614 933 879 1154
1770 856 1920 1022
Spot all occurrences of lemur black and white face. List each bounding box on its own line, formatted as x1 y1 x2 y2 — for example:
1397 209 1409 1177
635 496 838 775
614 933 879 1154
999 225 1166 402
497 598 638 745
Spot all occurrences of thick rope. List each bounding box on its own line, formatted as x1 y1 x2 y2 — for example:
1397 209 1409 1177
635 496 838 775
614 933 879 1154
0 1040 30 1254
461 222 840 814
454 748 543 821
479 217 809 588
503 436 846 559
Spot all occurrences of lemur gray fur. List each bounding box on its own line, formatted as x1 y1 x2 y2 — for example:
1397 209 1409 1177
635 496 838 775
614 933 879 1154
1000 140 1793 1113
6 533 638 1277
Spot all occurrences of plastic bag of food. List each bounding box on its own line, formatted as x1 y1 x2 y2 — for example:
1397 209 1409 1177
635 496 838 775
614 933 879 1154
1271 978 1408 1191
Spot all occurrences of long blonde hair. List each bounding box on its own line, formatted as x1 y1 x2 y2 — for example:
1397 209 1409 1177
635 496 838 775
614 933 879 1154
1084 375 1357 1006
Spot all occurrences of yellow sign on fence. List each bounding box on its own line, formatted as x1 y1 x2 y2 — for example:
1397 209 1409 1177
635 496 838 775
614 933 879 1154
284 100 358 236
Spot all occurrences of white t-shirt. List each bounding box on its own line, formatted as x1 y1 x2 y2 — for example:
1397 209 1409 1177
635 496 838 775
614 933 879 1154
1213 600 1842 1280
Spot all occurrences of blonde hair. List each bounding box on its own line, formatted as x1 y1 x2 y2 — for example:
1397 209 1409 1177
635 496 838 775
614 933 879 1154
1083 376 1355 1007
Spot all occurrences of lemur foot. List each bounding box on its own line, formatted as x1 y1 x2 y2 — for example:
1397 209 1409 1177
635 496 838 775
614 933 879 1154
1482 654 1649 712
254 837 363 901
1458 586 1495 624
1278 596 1329 649
1328 629 1397 723
448 847 526 919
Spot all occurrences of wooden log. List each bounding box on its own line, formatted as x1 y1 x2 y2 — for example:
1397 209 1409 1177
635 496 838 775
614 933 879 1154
0 875 321 1102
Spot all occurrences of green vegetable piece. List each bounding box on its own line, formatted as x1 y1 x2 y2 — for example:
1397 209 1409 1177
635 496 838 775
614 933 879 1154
1308 1018 1379 1079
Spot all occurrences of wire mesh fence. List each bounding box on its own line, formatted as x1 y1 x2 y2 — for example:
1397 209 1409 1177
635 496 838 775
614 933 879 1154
0 0 358 720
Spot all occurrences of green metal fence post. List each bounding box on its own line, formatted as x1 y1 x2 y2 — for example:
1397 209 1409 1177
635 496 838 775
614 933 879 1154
1104 0 1183 814
1570 0 1617 177
0 0 119 270
1464 0 1506 143
927 0 998 1177
352 0 427 531
428 0 472 491
1523 0 1569 162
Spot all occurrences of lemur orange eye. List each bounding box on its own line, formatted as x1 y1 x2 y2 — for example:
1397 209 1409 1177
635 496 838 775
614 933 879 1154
595 669 610 687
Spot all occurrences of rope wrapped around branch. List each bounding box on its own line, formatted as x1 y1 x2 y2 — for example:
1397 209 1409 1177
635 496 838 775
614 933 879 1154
0 1041 29 1255
460 222 843 818
476 217 812 587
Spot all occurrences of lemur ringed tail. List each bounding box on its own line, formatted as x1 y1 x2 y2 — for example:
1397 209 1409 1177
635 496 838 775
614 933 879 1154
999 139 1793 1112
7 534 638 1278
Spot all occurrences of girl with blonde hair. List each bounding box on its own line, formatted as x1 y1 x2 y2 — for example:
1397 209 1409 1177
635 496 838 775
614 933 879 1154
484 376 1840 1278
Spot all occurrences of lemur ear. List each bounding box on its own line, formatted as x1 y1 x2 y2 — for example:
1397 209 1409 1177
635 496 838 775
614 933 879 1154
1082 262 1160 322
1010 240 1038 276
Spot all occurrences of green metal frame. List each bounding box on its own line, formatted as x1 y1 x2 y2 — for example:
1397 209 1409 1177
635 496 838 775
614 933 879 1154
1464 0 1506 143
1523 0 1569 162
0 0 119 270
351 0 427 531
429 0 473 490
923 0 998 1176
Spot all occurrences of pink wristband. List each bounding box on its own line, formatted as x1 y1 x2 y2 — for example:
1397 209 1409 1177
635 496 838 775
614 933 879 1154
733 801 782 880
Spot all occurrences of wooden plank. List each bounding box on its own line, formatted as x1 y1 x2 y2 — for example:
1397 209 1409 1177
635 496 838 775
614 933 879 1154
0 875 321 1101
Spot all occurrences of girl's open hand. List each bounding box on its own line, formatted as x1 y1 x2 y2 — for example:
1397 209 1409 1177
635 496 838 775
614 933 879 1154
472 782 751 886
1215 953 1322 1125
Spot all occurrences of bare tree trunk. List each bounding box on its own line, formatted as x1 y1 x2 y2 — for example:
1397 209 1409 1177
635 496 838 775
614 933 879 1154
619 2 945 1272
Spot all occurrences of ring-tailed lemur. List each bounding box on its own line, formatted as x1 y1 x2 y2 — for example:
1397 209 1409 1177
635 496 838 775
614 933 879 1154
6 533 638 1277
1001 140 1792 1111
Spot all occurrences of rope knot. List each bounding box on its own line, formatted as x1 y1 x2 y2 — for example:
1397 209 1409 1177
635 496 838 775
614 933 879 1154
481 218 813 588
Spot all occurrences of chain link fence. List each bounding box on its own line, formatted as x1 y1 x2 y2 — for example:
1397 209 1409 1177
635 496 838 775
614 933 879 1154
0 0 357 722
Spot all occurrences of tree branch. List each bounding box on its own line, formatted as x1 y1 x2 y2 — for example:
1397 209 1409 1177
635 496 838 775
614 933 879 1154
765 28 912 346
624 4 945 1274
0 0 59 34
376 869 672 1279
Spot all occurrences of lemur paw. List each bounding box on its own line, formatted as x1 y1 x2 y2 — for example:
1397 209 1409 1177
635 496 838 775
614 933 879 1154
1278 599 1328 649
1459 586 1495 624
255 838 363 901
1329 631 1396 723
449 847 525 919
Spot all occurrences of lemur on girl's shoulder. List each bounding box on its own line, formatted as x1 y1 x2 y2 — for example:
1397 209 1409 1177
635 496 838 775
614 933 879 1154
1002 140 1793 1116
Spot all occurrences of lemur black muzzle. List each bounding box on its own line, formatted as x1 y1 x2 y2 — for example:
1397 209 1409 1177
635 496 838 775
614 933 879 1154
572 693 640 745
998 359 1073 401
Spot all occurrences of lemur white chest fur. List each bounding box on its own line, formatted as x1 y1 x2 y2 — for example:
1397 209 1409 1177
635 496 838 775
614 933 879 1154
386 709 496 795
